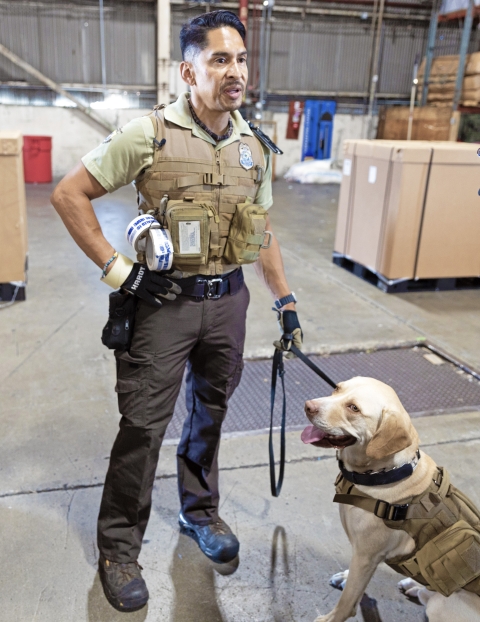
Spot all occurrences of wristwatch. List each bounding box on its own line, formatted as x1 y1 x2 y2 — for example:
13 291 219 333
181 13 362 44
274 292 297 310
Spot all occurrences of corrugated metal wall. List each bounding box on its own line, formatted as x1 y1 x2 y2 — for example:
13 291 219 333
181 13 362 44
0 1 479 99
0 1 156 86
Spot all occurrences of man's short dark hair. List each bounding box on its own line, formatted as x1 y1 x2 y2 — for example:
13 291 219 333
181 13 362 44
180 10 246 61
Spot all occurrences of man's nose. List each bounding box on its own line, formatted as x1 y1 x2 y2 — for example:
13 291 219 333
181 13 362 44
227 61 244 79
305 400 319 415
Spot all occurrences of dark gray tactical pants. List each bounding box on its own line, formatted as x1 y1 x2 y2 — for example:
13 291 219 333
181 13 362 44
97 283 249 563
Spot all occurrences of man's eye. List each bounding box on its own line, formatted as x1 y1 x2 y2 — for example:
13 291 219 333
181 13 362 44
348 404 359 413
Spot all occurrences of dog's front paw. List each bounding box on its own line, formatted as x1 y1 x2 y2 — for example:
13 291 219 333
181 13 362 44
329 569 349 591
314 614 335 622
398 577 423 599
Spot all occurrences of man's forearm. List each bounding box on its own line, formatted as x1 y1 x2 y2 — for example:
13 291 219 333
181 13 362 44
254 220 295 311
51 163 115 270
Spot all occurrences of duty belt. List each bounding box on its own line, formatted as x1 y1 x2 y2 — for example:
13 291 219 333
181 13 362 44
176 268 244 300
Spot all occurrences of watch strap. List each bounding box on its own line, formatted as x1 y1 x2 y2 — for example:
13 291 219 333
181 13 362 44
274 292 297 310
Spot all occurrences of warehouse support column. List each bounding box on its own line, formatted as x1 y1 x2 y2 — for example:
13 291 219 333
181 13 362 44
157 0 171 105
452 0 475 116
421 0 440 107
366 0 385 139
239 0 248 28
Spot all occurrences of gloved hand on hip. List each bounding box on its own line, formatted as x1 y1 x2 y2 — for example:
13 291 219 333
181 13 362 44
273 310 303 359
122 263 182 308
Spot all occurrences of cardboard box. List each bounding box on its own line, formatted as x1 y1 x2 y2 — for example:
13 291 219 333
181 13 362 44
416 143 480 278
335 140 480 280
0 132 28 283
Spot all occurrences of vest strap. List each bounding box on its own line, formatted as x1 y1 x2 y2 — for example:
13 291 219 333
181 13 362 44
333 493 410 521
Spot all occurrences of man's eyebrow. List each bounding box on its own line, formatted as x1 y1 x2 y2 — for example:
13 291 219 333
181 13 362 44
210 50 248 57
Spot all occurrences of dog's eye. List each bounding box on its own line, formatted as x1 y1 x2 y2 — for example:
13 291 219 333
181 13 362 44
348 404 360 413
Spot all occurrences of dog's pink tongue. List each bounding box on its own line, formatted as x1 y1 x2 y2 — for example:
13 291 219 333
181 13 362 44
301 425 326 445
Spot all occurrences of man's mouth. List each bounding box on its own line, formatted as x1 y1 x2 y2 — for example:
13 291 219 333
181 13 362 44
223 84 243 99
301 425 357 449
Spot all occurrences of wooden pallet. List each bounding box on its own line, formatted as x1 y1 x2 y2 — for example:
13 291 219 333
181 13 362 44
332 253 480 294
0 283 26 303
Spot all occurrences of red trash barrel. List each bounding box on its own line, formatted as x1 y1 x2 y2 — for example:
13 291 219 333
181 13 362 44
23 135 52 183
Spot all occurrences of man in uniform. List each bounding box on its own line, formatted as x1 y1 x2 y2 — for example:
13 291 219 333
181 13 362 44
51 10 302 613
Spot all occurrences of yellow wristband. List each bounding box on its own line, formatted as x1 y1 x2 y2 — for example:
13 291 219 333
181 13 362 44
101 252 134 289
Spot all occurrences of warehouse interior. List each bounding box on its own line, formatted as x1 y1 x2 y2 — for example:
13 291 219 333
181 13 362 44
1 0 480 620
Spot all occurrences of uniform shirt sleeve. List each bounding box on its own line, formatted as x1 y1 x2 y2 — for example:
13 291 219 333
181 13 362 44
81 116 155 193
254 147 273 210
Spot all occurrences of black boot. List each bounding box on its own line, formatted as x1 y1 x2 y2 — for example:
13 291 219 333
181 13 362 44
98 555 149 612
178 512 240 563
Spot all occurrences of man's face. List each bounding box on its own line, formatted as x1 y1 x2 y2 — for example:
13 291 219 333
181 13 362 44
184 26 248 112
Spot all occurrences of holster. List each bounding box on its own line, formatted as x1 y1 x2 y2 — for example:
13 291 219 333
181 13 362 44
101 289 137 351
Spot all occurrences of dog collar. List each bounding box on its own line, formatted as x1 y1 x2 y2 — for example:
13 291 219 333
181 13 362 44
337 449 421 486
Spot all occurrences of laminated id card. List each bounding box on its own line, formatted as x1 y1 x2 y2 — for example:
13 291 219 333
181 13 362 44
179 221 201 255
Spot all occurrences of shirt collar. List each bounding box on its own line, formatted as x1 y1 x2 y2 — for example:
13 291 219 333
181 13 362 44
163 92 253 149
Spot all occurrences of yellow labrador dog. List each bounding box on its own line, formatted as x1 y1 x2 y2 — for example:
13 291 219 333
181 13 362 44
302 376 480 622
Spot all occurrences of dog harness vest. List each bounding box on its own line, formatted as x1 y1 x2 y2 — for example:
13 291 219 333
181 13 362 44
334 466 480 597
134 105 268 276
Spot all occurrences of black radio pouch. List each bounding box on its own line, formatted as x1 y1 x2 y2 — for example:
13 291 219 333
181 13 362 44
101 289 137 351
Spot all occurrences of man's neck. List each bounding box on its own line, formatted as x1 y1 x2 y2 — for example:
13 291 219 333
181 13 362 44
189 94 231 136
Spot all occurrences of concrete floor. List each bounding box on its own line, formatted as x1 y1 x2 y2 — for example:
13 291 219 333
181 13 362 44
1 178 480 621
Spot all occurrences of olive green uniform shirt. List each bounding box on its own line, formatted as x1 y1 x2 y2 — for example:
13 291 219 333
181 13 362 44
82 92 273 210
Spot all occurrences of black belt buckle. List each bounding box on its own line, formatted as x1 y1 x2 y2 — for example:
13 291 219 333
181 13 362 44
205 277 223 299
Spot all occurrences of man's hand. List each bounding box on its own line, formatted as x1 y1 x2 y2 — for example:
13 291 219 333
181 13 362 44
274 310 303 359
122 264 182 308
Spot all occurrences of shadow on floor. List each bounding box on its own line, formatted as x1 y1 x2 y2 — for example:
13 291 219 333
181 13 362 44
169 531 239 622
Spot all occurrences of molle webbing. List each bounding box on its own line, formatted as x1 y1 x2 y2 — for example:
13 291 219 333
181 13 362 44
134 108 265 276
334 468 480 596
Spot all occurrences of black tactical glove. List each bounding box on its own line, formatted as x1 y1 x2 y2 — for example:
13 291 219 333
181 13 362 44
122 263 182 308
273 310 303 359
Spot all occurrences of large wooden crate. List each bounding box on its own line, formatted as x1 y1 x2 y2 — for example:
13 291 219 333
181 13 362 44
376 106 459 141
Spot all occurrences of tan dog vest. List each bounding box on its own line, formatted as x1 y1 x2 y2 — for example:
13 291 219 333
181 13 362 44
334 467 480 597
134 106 266 276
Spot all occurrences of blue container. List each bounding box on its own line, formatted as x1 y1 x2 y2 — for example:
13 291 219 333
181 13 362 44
301 100 336 161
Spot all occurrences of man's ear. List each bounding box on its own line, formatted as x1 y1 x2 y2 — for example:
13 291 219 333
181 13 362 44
366 408 414 460
180 61 196 86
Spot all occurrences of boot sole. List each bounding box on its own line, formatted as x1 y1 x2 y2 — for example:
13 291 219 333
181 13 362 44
179 523 239 564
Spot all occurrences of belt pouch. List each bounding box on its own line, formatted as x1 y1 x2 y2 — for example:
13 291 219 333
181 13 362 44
101 289 137 351
223 201 268 265
165 200 214 271
416 519 480 596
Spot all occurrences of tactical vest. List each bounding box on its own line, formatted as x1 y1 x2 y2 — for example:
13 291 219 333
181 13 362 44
134 106 266 276
334 467 480 597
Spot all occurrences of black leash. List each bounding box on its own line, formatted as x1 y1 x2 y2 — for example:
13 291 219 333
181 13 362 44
269 344 337 497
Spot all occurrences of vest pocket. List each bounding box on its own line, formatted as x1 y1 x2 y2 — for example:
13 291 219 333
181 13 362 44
165 200 215 269
416 519 480 596
223 201 271 265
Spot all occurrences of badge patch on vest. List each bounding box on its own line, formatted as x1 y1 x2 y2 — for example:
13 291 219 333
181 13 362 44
239 142 254 170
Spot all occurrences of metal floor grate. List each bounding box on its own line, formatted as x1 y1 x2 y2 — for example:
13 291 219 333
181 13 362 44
165 346 480 440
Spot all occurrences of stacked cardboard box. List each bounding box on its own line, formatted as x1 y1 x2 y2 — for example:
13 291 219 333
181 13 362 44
0 132 28 296
335 139 480 281
417 52 480 106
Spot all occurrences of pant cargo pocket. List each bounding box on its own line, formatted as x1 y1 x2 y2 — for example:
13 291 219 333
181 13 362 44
115 350 154 426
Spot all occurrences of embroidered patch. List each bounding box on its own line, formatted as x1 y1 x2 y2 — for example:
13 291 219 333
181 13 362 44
239 142 254 170
102 127 123 144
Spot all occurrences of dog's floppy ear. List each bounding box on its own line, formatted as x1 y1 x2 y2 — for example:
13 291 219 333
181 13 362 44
366 408 414 460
